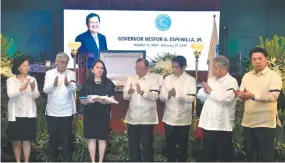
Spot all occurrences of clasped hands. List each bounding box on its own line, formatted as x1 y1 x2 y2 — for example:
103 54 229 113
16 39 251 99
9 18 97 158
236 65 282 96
202 81 212 94
128 83 144 96
20 78 36 92
53 75 70 87
167 87 186 101
168 87 176 99
235 89 254 101
202 81 254 101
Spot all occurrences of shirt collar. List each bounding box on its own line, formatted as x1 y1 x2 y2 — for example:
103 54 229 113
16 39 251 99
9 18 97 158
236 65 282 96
56 69 67 75
92 33 98 39
175 72 186 80
12 75 31 84
136 72 149 80
216 73 230 82
88 31 98 39
253 66 269 76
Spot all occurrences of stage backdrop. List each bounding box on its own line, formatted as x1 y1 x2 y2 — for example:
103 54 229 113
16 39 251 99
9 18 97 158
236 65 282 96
64 10 220 70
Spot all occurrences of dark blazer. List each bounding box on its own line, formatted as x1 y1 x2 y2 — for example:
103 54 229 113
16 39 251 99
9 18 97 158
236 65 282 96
75 31 108 68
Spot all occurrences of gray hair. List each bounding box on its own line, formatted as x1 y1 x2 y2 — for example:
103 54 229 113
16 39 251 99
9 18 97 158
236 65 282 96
55 52 70 62
213 55 230 71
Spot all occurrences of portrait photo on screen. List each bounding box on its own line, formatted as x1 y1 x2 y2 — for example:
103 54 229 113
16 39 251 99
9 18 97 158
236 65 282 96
64 10 220 70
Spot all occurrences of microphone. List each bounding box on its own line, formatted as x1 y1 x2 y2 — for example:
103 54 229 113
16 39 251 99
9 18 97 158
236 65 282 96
147 56 157 67
147 56 156 63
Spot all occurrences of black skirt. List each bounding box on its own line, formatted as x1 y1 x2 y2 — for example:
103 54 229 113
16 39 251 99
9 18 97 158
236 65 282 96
83 105 111 140
8 117 37 141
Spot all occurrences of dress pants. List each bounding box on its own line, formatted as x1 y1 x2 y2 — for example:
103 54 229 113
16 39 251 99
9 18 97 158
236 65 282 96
127 124 154 162
164 124 190 162
243 127 276 162
202 130 234 162
46 115 73 162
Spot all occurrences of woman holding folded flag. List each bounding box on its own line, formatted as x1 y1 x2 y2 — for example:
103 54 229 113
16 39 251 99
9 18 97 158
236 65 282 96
78 59 115 162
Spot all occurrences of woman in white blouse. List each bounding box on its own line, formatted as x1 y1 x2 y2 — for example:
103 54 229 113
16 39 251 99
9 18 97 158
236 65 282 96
6 56 40 162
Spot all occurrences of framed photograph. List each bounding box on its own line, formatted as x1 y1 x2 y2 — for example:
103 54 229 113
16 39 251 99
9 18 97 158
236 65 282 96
99 50 146 87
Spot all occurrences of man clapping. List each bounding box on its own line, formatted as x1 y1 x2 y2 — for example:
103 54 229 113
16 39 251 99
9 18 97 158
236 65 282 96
43 52 77 162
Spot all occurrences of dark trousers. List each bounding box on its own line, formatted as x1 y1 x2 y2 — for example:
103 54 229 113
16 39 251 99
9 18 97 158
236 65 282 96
127 124 154 162
46 115 73 162
243 127 276 162
202 130 234 162
164 124 190 162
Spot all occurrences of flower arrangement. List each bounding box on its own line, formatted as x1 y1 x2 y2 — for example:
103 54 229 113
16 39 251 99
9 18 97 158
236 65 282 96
267 57 285 91
1 34 14 68
0 34 16 77
257 35 285 92
149 52 177 77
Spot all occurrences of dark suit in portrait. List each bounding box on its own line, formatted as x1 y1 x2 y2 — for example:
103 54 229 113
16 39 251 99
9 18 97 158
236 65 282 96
75 31 108 69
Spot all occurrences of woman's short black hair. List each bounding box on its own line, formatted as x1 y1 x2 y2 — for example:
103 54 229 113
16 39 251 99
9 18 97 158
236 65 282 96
86 13 101 25
172 55 187 68
249 47 268 59
11 56 29 75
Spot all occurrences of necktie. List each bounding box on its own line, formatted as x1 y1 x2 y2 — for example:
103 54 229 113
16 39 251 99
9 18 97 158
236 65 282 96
94 35 99 49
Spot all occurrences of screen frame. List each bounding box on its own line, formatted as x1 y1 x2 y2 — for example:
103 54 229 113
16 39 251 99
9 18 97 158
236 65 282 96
98 50 146 86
